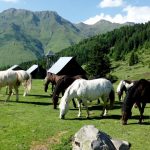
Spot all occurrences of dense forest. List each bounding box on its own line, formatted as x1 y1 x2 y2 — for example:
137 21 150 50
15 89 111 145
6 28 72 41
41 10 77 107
57 21 150 65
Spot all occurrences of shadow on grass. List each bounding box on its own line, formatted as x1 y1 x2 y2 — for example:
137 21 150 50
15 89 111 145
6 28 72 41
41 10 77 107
27 94 50 98
0 99 52 106
64 114 122 121
17 101 52 106
126 115 150 125
127 121 150 125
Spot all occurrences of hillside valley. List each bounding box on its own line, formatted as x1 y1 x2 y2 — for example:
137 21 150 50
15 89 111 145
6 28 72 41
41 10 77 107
0 8 133 68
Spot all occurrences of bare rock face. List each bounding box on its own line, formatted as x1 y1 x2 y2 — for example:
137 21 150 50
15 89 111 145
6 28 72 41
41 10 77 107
72 125 131 150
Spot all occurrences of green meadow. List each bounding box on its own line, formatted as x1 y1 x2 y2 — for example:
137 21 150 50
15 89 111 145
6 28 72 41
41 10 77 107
0 63 150 150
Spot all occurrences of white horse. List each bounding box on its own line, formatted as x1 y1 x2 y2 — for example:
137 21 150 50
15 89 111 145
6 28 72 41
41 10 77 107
0 70 32 101
0 70 20 101
59 78 115 119
116 80 135 101
6 70 32 97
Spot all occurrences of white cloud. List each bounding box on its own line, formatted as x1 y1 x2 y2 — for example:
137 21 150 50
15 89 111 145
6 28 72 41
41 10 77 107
123 5 150 23
0 0 19 3
83 5 150 24
98 0 123 8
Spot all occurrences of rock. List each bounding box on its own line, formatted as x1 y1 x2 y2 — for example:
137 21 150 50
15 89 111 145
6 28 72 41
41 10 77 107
72 125 131 150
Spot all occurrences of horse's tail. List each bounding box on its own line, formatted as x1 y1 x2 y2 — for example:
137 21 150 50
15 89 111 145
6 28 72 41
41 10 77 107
25 73 32 93
109 89 115 109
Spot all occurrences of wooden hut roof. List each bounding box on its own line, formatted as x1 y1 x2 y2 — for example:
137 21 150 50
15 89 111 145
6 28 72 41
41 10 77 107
47 57 86 75
7 65 23 70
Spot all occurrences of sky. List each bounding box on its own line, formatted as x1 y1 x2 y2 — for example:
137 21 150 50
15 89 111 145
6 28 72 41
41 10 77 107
0 0 150 25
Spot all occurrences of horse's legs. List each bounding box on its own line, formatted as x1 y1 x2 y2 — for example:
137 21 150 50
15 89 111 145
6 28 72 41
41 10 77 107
101 96 109 116
77 100 82 117
72 98 77 108
23 81 27 96
135 102 143 124
138 103 146 124
14 86 19 102
6 86 13 102
6 86 8 95
53 95 59 109
82 100 89 118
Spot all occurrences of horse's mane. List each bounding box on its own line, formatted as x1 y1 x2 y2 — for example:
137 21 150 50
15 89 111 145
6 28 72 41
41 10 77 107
123 80 133 84
116 80 124 92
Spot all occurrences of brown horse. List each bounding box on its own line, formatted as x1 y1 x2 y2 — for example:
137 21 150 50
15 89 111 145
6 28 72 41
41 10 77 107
122 79 150 125
44 72 65 94
52 74 87 109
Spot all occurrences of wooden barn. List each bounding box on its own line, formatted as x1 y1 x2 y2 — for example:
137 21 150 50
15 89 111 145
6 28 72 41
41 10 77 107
47 57 86 76
26 64 46 79
7 65 23 71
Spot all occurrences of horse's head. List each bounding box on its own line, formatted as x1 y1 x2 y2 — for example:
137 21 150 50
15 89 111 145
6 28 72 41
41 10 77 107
44 76 50 92
59 96 69 119
117 80 127 101
121 110 132 125
121 99 132 125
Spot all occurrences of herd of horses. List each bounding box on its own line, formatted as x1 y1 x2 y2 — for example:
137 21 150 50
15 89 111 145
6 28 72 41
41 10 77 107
0 69 149 125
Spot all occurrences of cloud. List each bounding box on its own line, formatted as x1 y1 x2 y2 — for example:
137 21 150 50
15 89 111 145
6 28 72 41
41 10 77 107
83 5 150 24
0 0 19 3
98 0 123 8
123 5 150 23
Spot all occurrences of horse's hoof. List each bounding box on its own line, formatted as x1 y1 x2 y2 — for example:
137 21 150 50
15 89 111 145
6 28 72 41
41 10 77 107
122 121 127 125
138 121 142 124
60 115 65 119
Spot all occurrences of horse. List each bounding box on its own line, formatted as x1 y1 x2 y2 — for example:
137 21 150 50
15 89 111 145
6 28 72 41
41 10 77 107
52 74 87 109
121 79 150 125
44 72 65 94
6 70 32 96
59 78 115 119
0 70 30 101
116 80 137 101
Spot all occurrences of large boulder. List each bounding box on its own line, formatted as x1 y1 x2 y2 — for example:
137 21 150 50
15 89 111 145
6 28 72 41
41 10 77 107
72 125 131 150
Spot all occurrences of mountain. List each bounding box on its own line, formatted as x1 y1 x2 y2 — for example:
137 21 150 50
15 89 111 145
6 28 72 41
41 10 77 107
0 8 133 68
75 20 134 37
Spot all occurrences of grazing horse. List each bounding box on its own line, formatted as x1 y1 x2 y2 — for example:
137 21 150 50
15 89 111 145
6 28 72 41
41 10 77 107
116 80 137 101
6 70 32 96
44 72 65 94
122 79 150 125
0 70 26 101
52 74 87 109
59 78 115 119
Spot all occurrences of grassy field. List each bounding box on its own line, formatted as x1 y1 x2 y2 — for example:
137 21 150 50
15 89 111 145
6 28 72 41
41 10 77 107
0 68 150 150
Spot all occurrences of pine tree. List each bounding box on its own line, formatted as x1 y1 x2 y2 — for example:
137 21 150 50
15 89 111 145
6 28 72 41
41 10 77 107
129 52 139 66
85 46 111 78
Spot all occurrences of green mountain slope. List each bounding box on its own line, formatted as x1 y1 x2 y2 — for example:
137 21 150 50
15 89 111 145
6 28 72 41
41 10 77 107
58 22 150 67
0 8 133 68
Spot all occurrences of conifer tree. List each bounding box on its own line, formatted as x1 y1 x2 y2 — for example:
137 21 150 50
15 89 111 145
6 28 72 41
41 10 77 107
85 46 111 78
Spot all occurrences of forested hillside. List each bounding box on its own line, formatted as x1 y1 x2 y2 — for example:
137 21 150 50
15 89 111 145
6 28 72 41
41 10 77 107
58 22 150 67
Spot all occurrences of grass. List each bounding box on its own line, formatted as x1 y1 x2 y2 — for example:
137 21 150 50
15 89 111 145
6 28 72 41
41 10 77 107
0 78 150 150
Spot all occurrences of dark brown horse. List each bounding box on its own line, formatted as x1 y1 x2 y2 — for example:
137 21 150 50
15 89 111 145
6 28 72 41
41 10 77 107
122 79 150 125
52 75 87 109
